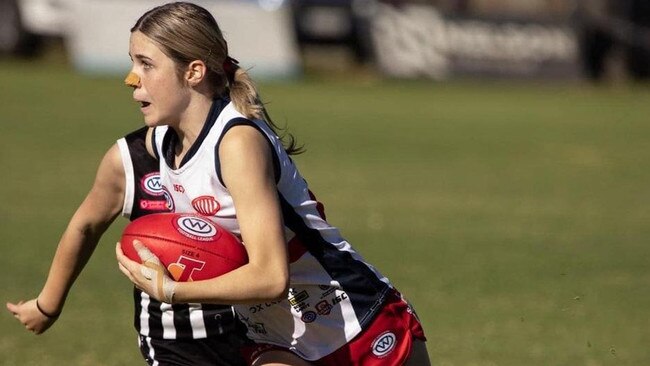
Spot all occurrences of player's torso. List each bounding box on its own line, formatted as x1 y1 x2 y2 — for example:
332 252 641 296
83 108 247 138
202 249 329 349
152 100 393 359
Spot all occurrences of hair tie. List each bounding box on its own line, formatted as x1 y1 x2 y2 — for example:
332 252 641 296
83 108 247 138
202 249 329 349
223 56 239 82
36 299 61 319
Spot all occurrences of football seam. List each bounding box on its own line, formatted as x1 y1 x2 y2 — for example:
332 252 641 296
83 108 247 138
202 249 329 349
122 233 247 265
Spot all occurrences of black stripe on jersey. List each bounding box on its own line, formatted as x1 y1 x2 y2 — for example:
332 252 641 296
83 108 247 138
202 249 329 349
277 193 391 327
214 118 281 187
124 126 149 144
134 288 243 340
132 288 168 339
151 127 160 161
172 303 194 339
133 287 143 333
161 128 176 169
202 304 238 337
161 97 229 170
147 297 165 339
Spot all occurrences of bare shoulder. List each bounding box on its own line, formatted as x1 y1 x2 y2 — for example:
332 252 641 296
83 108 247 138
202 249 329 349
70 143 126 226
94 143 125 190
219 124 269 158
102 143 125 174
219 124 274 190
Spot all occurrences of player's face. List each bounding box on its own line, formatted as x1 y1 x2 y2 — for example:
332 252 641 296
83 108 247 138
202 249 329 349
128 31 190 127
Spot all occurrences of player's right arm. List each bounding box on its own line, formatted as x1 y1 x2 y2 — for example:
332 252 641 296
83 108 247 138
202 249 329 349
6 143 126 334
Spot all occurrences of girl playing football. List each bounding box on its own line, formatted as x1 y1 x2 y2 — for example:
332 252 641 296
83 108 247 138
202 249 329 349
115 2 430 366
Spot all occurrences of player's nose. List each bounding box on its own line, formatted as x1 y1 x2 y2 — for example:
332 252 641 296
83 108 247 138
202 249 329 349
125 72 141 88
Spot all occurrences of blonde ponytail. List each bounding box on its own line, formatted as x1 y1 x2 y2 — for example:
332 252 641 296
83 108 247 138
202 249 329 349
227 63 303 155
228 67 263 119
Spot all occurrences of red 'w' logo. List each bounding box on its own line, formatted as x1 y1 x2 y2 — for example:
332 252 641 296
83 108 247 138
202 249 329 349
168 256 206 281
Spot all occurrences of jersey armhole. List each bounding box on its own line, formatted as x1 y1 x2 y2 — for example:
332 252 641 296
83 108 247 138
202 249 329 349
214 118 281 188
117 138 134 218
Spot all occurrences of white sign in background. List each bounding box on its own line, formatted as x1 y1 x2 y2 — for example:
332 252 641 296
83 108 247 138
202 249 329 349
371 3 581 80
65 0 301 79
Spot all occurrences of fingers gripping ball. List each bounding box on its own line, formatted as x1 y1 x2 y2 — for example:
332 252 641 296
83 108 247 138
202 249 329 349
134 241 177 303
120 213 248 282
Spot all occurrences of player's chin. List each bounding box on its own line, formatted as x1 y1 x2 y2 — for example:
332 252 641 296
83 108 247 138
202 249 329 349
142 115 163 128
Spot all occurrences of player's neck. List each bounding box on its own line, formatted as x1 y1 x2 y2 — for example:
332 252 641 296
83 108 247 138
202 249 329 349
171 94 213 166
175 94 213 152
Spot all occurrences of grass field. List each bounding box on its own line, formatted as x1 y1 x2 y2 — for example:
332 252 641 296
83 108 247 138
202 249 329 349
1 58 649 365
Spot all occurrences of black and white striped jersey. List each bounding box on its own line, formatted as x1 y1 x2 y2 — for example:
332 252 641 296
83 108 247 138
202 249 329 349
118 127 238 340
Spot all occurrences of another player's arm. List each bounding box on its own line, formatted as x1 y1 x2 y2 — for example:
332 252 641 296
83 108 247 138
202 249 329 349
6 144 125 334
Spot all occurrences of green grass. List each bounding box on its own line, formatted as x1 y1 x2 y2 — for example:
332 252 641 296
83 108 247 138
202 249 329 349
1 59 649 365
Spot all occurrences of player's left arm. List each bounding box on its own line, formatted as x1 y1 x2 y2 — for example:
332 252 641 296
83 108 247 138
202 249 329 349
7 144 125 334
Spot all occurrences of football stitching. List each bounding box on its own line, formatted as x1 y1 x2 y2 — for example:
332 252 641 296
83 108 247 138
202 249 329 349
122 233 246 265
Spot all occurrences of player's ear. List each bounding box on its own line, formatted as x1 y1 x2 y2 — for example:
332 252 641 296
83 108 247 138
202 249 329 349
186 60 207 86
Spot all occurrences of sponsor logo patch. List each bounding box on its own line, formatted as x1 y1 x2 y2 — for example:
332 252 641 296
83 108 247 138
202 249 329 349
141 173 163 196
315 300 332 315
331 292 348 305
249 301 283 314
174 216 218 241
372 331 397 357
167 256 206 281
139 199 169 211
301 311 317 323
319 285 337 299
288 290 310 312
192 195 221 216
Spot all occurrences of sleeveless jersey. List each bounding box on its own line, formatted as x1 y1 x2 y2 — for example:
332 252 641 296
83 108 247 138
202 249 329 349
118 126 238 340
152 99 393 360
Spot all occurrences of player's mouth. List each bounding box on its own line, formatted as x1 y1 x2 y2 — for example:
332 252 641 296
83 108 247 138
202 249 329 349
140 101 151 111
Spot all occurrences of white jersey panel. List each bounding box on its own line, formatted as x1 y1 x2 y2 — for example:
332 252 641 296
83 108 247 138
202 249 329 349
117 138 135 218
153 101 392 360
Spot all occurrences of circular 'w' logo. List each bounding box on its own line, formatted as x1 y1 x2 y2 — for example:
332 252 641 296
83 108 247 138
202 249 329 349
176 216 217 240
371 331 396 357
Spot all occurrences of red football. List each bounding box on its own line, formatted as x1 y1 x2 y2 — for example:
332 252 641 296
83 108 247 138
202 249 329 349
120 213 248 282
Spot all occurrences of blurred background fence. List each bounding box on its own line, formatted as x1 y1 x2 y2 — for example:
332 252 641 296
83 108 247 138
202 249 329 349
2 0 649 82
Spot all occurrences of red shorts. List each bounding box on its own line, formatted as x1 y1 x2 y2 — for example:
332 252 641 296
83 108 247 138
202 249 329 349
241 290 426 365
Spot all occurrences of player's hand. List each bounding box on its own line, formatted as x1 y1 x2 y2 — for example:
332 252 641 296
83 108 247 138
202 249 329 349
116 240 177 303
6 298 58 334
